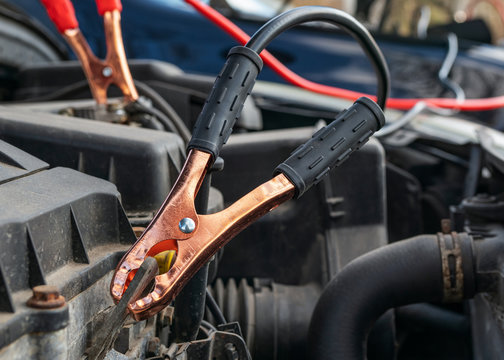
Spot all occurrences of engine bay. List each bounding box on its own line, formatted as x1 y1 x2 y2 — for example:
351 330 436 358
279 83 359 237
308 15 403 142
1 1 504 359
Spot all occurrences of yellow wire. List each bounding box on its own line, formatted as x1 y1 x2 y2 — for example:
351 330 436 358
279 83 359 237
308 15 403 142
153 250 176 274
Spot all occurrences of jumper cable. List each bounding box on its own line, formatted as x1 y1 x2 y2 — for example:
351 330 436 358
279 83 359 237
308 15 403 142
185 0 504 112
110 41 386 319
40 0 138 105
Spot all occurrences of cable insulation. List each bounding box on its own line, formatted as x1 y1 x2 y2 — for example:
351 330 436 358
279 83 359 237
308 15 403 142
95 0 122 15
134 80 192 143
40 0 79 32
244 6 389 109
205 288 227 325
185 0 504 112
438 33 465 101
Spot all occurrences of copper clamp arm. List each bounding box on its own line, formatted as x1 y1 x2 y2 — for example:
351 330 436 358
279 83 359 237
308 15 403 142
110 149 295 320
108 38 385 319
63 10 138 105
110 97 385 320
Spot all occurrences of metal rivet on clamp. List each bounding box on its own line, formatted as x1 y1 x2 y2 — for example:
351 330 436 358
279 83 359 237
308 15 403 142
179 218 196 234
102 66 113 77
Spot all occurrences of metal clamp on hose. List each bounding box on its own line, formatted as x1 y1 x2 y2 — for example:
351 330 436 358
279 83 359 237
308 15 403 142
437 232 475 302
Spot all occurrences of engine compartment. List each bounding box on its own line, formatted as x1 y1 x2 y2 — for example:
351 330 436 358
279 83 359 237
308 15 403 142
1 2 504 360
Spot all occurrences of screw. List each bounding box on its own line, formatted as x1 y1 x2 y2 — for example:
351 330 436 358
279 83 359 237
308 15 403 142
102 66 113 77
179 218 195 234
27 285 65 309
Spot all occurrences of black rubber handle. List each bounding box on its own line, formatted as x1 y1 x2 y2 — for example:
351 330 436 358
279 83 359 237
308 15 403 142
275 97 385 198
187 46 263 160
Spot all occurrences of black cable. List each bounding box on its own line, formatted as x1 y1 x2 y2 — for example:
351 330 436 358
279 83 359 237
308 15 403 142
201 319 217 332
416 6 431 39
438 33 465 101
15 79 90 102
375 101 426 137
134 114 165 131
134 80 192 143
245 6 390 109
124 100 167 131
14 79 192 142
205 288 226 325
375 101 454 138
127 99 181 135
376 33 464 138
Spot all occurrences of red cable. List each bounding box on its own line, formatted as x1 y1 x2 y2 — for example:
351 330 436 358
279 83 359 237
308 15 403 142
185 0 504 111
41 0 122 31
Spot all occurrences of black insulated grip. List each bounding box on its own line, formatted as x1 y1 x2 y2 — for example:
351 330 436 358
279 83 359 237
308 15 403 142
275 97 385 198
187 46 263 160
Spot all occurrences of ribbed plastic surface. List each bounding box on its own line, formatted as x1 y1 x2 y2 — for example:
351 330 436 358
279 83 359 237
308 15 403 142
188 46 262 160
275 97 385 198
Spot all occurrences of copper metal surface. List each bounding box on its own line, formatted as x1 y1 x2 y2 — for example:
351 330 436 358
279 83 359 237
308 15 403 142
64 10 138 105
111 149 295 320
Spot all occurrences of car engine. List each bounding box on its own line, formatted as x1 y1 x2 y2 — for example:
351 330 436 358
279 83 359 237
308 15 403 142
1 1 504 359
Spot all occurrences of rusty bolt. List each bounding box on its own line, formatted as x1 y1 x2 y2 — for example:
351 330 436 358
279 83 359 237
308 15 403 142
27 285 65 309
441 219 451 234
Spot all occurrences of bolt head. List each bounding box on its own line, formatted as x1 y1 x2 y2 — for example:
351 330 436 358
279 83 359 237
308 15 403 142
102 66 113 77
27 285 66 309
179 218 196 234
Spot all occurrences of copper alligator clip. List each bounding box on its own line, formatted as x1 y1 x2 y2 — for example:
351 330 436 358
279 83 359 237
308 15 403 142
109 43 385 320
111 148 295 320
41 0 138 105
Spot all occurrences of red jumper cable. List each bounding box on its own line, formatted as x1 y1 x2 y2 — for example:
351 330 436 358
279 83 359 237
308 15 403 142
185 0 504 112
40 0 138 105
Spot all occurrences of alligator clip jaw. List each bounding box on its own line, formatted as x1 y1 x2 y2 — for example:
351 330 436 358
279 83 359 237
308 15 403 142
110 149 295 320
110 149 212 316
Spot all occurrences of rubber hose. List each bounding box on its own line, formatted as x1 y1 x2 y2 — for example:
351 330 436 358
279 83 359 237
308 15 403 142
396 303 470 335
308 234 475 359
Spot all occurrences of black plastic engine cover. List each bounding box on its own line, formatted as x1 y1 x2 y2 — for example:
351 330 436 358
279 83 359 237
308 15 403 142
213 127 387 285
0 150 136 350
0 105 185 218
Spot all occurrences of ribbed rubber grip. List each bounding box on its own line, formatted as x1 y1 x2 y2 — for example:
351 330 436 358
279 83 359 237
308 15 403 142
275 97 385 198
187 46 263 160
